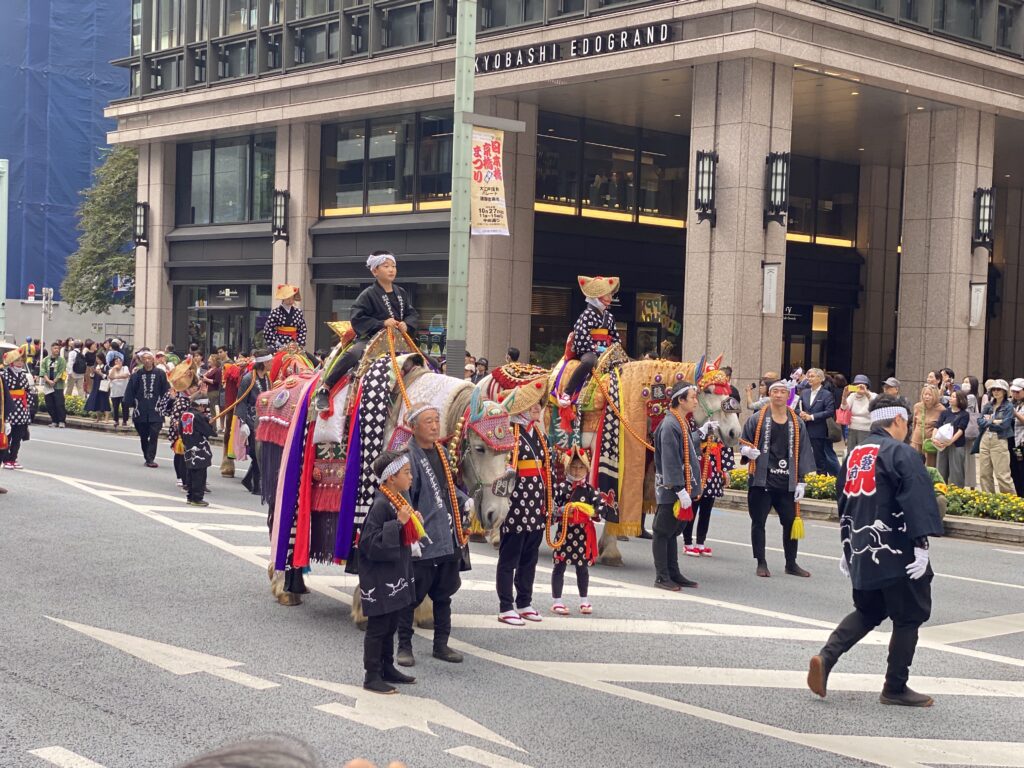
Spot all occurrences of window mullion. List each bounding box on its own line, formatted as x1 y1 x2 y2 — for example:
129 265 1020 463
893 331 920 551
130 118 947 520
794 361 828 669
362 118 370 213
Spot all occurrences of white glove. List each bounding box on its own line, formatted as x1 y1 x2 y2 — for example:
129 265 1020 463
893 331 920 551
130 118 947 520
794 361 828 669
698 420 718 438
740 445 761 460
794 483 806 502
676 489 692 509
906 547 930 580
240 423 251 438
464 497 474 514
4 423 10 436
839 556 850 578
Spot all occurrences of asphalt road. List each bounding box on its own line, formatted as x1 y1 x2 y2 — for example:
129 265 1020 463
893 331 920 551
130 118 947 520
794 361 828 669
3 426 1024 768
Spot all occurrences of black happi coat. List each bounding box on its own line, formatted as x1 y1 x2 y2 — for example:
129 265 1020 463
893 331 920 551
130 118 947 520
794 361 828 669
180 405 215 469
239 370 270 431
358 489 416 617
838 427 944 591
123 367 170 423
350 282 420 340
408 442 469 562
653 412 703 504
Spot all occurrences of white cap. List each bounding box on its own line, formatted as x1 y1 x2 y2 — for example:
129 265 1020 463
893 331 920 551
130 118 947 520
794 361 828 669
1010 377 1024 393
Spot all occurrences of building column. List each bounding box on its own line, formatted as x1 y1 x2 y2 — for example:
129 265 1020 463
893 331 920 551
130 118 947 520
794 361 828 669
851 165 902 385
896 108 994 389
273 123 319 347
988 187 1023 378
466 99 537 365
133 142 175 349
683 59 793 386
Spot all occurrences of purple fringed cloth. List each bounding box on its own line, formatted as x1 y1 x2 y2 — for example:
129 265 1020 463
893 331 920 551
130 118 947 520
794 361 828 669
271 376 317 571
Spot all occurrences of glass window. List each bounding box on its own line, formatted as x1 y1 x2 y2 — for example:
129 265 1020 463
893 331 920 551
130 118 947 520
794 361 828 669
998 2 1015 47
264 32 283 69
192 47 208 83
130 65 141 95
131 0 142 54
176 142 212 224
222 0 257 36
815 160 858 244
294 0 330 18
213 138 249 223
385 5 418 47
367 116 415 212
219 41 253 77
348 12 369 53
536 113 580 209
253 134 276 221
195 0 209 41
150 56 182 91
638 130 687 223
555 0 585 16
479 0 543 31
154 0 182 50
294 26 328 64
418 111 454 206
328 22 340 57
321 122 367 215
582 120 636 217
901 0 923 23
787 155 815 237
269 0 283 24
934 0 982 40
419 2 434 42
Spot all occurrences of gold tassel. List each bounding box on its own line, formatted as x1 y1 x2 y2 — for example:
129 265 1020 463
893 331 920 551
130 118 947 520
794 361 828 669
469 513 485 535
791 514 805 541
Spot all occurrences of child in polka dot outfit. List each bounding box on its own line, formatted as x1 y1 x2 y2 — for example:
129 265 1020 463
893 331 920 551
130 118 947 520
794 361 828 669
550 447 606 616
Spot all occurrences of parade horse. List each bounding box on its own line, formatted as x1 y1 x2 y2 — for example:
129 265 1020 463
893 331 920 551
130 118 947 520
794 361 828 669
546 347 742 566
256 329 514 621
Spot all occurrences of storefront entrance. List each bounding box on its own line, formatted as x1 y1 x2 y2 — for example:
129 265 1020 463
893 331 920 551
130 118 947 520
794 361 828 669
175 284 272 356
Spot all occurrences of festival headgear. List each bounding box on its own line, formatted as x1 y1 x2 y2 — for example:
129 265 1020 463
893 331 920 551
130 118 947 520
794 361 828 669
464 363 476 373
577 275 620 299
669 381 695 405
405 401 439 426
698 368 731 396
768 380 790 393
138 348 154 359
168 361 197 392
372 448 410 481
491 362 547 391
4 348 24 366
853 374 871 387
366 251 397 272
466 393 516 451
326 320 356 347
560 446 591 472
378 454 410 482
502 378 548 415
991 378 1010 393
253 350 273 364
870 406 909 423
274 284 300 301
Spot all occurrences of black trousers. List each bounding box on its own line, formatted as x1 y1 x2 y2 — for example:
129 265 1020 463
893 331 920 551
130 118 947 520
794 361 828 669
564 351 597 398
652 502 687 582
747 486 798 565
242 430 261 495
45 390 67 425
496 528 544 612
1010 443 1024 496
683 494 715 546
186 467 207 503
398 557 462 650
552 560 590 599
111 396 129 425
811 437 841 476
819 575 933 693
174 453 186 483
135 420 162 463
2 425 28 462
364 611 399 678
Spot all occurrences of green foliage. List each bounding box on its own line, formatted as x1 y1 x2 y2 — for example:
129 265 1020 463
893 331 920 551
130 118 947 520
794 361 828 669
36 393 87 417
61 145 138 313
531 342 567 369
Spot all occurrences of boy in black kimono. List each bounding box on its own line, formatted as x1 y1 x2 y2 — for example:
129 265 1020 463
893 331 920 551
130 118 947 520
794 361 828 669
550 447 605 616
360 449 419 694
315 250 420 410
181 392 215 507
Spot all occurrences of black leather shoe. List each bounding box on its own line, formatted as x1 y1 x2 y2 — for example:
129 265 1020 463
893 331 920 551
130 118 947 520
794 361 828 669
638 529 653 540
807 655 831 698
382 665 416 684
433 646 464 663
363 675 397 694
654 579 681 592
396 647 415 667
671 575 698 588
880 687 933 707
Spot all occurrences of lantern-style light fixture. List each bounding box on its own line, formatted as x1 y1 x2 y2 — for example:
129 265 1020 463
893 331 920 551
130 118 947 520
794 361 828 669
972 187 994 250
764 151 790 228
133 202 149 247
694 150 718 227
272 189 289 242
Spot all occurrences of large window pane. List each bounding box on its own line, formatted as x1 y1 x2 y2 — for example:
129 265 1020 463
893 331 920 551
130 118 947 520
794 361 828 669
582 120 636 217
555 0 585 16
294 26 328 64
321 122 366 215
385 5 418 47
787 155 815 237
638 130 687 222
131 0 142 54
367 116 415 212
219 41 253 77
934 0 983 40
195 0 208 40
222 0 257 36
295 0 329 18
536 113 580 209
150 56 182 91
815 160 858 244
418 111 454 206
175 142 211 224
213 138 249 223
252 134 276 221
154 0 182 50
479 0 543 30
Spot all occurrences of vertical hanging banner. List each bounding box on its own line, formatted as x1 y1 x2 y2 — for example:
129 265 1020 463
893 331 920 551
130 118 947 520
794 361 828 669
470 127 509 236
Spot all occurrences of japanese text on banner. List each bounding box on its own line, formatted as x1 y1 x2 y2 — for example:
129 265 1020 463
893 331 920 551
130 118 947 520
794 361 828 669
470 127 509 236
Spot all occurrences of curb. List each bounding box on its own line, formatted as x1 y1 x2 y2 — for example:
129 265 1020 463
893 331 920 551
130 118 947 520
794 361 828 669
718 489 1023 547
33 412 227 445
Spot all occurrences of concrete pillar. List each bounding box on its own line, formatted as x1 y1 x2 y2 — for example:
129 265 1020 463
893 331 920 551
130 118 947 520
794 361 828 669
896 108 994 390
273 123 319 343
133 142 175 349
684 59 793 386
987 187 1023 379
851 165 902 385
466 98 537 364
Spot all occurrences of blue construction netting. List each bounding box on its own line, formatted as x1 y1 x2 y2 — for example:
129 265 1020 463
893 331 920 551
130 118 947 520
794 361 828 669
0 0 129 301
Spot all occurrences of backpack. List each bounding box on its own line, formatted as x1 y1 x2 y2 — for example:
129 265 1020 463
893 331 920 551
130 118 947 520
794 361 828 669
72 350 87 374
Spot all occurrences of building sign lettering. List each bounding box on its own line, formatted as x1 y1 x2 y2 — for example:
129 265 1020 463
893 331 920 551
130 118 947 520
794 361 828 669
475 23 673 74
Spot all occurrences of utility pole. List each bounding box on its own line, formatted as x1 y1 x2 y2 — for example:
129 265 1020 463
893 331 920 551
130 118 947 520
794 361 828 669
0 159 9 338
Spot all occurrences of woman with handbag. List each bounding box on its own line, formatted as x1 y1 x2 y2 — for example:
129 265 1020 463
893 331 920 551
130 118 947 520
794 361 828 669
910 385 945 468
85 356 111 422
963 375 982 487
933 390 969 486
977 379 1016 495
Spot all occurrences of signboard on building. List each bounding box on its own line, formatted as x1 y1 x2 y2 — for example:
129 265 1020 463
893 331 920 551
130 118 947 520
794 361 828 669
470 127 509 236
475 22 673 74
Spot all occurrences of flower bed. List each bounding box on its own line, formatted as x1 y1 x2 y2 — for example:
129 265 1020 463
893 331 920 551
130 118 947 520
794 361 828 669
728 467 1024 523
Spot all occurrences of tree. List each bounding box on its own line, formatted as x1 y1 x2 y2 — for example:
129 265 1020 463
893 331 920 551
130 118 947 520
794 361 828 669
61 145 138 313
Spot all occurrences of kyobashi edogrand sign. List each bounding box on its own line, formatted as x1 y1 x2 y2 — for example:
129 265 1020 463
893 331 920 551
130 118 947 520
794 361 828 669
474 22 673 74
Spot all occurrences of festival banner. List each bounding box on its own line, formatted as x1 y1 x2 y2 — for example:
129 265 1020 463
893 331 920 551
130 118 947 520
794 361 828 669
470 127 509 236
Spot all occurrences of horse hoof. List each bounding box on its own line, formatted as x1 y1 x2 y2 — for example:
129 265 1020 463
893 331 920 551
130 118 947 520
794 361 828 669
270 575 284 598
267 562 275 581
277 592 302 606
597 555 624 567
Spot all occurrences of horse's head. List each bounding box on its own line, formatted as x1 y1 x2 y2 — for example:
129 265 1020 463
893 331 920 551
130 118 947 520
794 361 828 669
693 367 742 448
458 391 515 531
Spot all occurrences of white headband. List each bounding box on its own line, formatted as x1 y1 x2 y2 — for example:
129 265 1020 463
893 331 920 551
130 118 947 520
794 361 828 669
406 404 438 426
768 381 790 392
870 406 908 423
366 252 396 272
254 354 273 364
378 455 410 482
670 385 694 404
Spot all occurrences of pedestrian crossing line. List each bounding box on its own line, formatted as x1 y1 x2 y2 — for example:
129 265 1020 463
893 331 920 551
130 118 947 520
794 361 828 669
921 613 1024 645
995 548 1024 555
154 506 266 518
186 523 269 533
28 747 108 768
446 746 535 768
31 437 174 462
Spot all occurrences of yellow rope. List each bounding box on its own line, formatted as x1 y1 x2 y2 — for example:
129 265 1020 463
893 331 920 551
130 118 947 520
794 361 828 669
595 373 654 452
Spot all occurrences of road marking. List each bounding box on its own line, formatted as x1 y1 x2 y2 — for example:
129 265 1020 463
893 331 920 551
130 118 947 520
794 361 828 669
31 438 173 460
29 748 108 767
446 746 535 768
545 661 1024 697
47 617 278 690
187 523 269 533
921 613 1024 645
995 549 1024 555
283 675 523 751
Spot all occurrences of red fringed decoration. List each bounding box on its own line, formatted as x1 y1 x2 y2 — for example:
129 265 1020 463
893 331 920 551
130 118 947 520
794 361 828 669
311 458 345 512
673 502 695 522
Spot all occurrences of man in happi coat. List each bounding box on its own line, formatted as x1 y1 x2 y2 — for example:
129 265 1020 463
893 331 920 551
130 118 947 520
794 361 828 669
123 349 170 467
